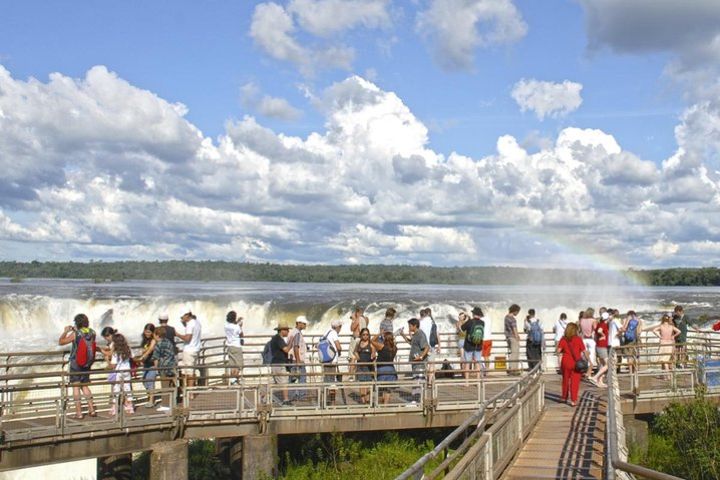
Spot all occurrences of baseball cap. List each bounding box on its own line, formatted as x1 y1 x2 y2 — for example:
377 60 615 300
158 313 169 322
601 312 609 320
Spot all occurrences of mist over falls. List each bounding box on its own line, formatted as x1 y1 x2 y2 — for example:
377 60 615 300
2 279 719 351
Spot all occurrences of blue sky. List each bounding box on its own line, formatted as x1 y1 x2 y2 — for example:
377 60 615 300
0 0 719 268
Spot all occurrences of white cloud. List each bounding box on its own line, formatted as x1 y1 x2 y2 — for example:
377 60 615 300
240 82 302 120
651 239 679 259
1 64 720 267
249 1 390 74
287 0 391 37
511 79 583 120
416 0 527 71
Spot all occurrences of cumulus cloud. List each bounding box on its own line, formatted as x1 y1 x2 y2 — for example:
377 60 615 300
1 65 720 267
511 79 583 120
249 0 391 74
287 0 391 37
416 0 527 71
240 82 302 121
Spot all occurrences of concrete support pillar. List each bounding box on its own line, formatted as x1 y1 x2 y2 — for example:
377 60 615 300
215 437 243 480
242 434 277 480
97 454 132 480
150 439 188 480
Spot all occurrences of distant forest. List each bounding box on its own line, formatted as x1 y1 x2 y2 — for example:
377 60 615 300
1 261 719 286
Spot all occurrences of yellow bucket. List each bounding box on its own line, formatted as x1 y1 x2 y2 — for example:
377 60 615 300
495 355 507 370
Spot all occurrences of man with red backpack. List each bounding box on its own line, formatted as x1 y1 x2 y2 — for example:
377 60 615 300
58 313 97 419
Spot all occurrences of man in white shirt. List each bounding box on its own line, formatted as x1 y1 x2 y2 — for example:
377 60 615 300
224 310 243 384
419 308 439 372
177 311 202 389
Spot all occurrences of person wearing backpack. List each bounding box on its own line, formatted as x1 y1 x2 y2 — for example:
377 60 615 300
524 309 543 371
320 320 343 405
419 308 439 373
621 310 642 374
270 322 293 405
461 307 485 380
58 313 97 419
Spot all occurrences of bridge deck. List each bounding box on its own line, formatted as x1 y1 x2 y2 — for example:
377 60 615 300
502 374 607 480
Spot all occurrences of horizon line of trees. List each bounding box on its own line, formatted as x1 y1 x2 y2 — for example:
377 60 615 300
1 260 719 286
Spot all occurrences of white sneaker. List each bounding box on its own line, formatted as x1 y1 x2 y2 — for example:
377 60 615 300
156 406 170 412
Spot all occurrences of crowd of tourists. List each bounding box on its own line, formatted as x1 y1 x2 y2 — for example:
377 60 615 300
58 303 700 417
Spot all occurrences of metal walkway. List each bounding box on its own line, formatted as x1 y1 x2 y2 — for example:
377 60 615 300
501 376 607 480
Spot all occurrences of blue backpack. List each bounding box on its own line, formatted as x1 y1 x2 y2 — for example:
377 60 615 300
317 330 337 363
624 318 639 343
529 321 543 346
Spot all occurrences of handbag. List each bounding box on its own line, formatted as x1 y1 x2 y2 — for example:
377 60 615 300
566 337 588 373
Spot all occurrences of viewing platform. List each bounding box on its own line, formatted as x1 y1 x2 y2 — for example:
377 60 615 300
1 331 719 479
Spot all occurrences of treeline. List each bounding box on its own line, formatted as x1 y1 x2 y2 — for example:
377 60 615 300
0 260 719 286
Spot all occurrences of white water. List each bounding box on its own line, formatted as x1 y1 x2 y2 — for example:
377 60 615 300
2 279 719 479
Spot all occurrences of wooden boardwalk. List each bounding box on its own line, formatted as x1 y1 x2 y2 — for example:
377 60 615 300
502 374 607 480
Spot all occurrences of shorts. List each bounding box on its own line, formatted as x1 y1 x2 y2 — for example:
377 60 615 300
271 365 289 384
227 346 243 369
657 344 674 363
180 350 198 375
582 338 597 366
464 350 482 362
376 365 397 382
69 364 91 384
457 338 464 350
323 364 341 384
356 366 374 382
482 340 493 358
143 368 158 390
596 347 608 360
348 337 360 360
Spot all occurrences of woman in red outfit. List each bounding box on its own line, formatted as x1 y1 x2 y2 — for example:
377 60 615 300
557 322 588 407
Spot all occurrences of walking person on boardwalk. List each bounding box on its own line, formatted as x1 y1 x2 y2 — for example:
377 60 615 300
504 304 522 376
58 313 97 419
579 309 597 379
348 307 368 376
371 331 398 404
590 312 610 387
557 322 588 407
152 326 177 412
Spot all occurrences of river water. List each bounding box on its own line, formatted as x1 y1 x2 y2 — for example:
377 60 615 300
2 278 720 351
1 279 719 479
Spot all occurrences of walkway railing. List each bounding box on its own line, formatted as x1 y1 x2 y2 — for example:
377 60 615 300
396 363 544 480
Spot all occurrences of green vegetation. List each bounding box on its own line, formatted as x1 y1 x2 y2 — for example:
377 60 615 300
277 431 444 479
628 391 720 480
1 260 719 285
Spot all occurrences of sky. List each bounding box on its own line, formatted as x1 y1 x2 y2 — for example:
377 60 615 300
0 0 719 269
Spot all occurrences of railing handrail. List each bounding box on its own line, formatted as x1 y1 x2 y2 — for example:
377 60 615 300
395 363 542 480
606 346 685 480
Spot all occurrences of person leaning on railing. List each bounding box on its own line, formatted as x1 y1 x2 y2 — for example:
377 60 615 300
371 331 398 405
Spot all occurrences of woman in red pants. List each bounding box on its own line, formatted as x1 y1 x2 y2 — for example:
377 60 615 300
557 322 588 407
